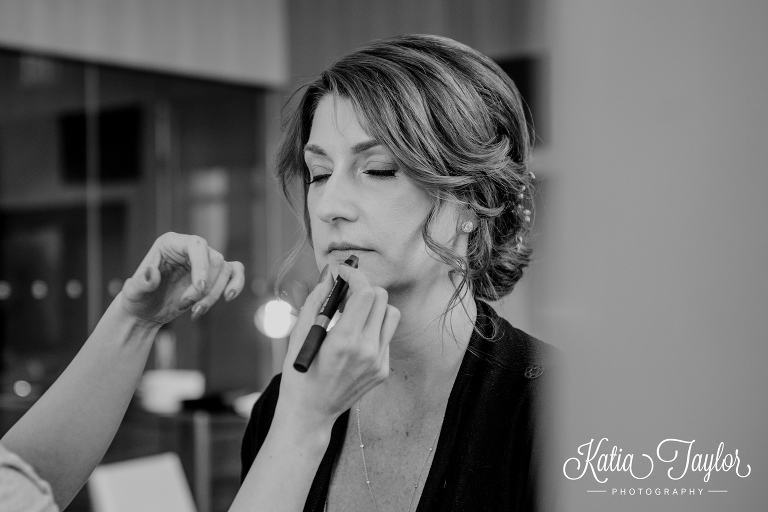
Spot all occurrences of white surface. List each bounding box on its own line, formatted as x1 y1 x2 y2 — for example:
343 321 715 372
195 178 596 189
137 370 205 414
233 391 262 418
88 453 197 512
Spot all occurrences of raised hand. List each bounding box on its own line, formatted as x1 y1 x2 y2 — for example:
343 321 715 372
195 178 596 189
120 232 245 326
277 262 400 427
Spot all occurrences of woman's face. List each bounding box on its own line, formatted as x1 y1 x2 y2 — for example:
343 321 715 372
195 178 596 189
304 95 463 295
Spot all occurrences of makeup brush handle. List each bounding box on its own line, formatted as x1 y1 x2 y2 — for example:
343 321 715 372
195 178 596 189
293 324 328 372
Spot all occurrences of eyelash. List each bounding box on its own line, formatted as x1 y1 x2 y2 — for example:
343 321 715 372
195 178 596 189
304 168 398 185
364 168 398 179
305 173 330 185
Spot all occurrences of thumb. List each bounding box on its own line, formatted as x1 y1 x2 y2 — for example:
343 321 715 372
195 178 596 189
123 265 161 301
141 265 162 292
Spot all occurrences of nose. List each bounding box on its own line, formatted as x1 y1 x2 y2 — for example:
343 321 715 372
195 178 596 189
311 170 359 224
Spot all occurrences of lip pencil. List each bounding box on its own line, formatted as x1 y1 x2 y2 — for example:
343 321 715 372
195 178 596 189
293 255 359 372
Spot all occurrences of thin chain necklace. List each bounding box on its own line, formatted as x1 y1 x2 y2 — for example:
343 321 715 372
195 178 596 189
355 402 443 512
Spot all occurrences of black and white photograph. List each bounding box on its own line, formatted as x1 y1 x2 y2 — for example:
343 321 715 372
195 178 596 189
0 1 765 511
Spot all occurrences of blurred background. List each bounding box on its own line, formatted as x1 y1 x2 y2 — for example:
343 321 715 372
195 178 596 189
0 1 765 511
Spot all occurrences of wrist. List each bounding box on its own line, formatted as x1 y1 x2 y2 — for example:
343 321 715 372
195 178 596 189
271 400 335 453
102 294 162 344
114 292 163 330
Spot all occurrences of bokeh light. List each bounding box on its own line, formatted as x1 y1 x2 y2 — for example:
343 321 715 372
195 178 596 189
254 299 296 339
0 281 11 300
31 280 48 300
13 380 32 397
108 278 123 297
65 279 83 299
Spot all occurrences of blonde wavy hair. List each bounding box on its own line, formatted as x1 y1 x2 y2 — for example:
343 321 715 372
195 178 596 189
276 34 535 318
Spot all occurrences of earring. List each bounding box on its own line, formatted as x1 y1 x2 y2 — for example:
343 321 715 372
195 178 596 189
461 221 474 233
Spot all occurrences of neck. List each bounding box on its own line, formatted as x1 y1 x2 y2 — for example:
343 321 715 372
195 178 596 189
368 278 477 412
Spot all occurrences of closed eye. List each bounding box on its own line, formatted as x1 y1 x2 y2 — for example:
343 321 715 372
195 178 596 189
305 166 398 185
364 168 398 179
306 174 330 185
305 166 332 185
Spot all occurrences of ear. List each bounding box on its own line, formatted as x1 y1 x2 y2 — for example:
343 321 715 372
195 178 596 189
458 208 478 234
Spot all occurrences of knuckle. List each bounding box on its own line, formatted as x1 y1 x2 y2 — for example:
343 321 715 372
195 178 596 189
303 295 319 312
196 298 213 308
334 323 355 341
332 339 353 358
374 287 388 303
358 337 379 362
209 253 225 269
363 346 379 364
189 235 206 246
358 287 376 303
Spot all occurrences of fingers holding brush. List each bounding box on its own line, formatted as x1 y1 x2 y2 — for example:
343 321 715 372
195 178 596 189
284 266 333 364
278 257 399 425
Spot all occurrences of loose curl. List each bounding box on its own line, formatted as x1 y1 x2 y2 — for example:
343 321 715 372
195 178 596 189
276 34 535 331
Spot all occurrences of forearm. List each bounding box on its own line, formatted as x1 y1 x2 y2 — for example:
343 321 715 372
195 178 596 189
1 293 159 509
229 404 334 512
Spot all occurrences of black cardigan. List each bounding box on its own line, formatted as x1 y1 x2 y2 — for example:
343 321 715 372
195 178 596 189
241 301 557 511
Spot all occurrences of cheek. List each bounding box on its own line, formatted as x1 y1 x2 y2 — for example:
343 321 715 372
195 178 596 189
372 205 423 251
306 192 317 219
383 188 432 235
306 195 320 239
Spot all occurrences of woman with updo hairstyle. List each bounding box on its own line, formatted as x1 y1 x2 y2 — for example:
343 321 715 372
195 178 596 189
242 34 557 511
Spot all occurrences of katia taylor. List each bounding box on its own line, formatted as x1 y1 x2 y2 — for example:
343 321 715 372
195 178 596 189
563 438 751 483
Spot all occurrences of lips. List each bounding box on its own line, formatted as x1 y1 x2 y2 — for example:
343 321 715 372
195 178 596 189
327 242 371 253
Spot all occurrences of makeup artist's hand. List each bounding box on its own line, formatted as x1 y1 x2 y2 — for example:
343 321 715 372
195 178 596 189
120 232 245 326
278 263 399 427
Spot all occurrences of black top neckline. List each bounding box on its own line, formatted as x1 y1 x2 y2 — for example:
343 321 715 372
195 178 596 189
310 300 504 512
242 299 556 512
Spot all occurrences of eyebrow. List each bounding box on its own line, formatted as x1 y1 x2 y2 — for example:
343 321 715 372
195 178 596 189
303 139 382 156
